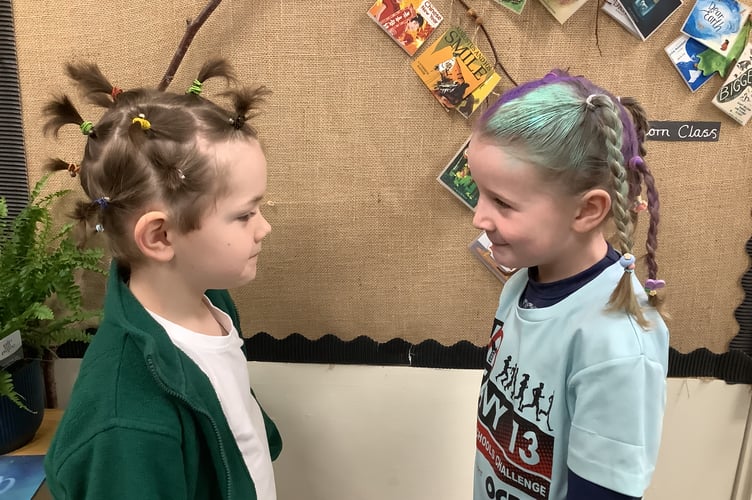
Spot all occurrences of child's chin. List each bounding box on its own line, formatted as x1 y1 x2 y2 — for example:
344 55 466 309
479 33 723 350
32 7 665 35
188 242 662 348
222 271 257 290
237 271 257 285
490 247 512 264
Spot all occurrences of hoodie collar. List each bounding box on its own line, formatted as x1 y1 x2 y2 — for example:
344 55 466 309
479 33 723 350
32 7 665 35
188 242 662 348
102 260 191 395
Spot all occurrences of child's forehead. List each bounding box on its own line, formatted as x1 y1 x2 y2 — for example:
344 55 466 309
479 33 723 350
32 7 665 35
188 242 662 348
196 135 261 153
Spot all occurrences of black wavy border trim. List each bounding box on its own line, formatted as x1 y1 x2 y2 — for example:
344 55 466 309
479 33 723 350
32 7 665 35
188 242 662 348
729 235 752 356
57 332 752 383
244 333 485 368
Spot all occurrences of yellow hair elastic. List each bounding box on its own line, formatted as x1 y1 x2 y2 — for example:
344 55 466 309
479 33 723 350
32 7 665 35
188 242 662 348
132 113 151 131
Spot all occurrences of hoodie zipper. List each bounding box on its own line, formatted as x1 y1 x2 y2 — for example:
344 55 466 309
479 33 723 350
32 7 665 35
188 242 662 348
146 356 232 499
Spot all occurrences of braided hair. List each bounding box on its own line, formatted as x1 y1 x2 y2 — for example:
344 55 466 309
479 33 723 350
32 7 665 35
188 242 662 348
475 69 663 328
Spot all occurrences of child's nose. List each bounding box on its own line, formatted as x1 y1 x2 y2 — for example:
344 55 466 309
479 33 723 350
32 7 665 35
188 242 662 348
472 200 490 231
257 212 272 240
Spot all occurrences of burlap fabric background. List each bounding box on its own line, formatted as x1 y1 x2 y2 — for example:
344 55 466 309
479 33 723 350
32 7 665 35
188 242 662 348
11 0 751 354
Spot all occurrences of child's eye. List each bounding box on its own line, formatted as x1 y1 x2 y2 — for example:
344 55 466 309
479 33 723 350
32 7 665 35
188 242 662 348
495 199 511 209
237 213 254 221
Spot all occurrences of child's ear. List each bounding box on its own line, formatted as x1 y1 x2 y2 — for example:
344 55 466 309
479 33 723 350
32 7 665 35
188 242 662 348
572 188 611 233
133 211 174 262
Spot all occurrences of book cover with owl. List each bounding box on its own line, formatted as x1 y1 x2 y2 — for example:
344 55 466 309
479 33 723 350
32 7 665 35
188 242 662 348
411 26 499 117
681 0 750 56
367 0 444 56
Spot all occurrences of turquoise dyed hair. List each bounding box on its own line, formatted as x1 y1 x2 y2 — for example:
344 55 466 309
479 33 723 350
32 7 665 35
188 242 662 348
478 81 623 199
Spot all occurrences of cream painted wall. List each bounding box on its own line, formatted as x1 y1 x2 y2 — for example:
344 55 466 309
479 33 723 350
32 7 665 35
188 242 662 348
53 361 752 500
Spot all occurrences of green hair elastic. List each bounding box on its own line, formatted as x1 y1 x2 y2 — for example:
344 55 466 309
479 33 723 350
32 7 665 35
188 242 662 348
186 79 203 95
79 121 94 136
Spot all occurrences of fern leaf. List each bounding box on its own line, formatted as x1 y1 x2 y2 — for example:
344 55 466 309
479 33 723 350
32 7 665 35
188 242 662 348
0 369 31 411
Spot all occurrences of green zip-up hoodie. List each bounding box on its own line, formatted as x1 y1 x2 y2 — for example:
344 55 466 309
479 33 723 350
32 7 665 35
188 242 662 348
45 262 282 500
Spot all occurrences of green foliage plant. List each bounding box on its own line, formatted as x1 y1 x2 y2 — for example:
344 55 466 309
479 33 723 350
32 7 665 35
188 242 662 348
0 175 104 409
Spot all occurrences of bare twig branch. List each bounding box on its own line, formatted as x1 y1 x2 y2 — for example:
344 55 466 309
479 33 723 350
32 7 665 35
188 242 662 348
456 0 518 86
157 0 223 91
594 0 603 57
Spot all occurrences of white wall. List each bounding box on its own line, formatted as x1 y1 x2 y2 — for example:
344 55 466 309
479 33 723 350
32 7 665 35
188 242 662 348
54 360 752 500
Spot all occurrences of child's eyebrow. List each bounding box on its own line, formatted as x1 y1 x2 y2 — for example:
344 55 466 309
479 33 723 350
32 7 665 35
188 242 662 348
242 195 264 208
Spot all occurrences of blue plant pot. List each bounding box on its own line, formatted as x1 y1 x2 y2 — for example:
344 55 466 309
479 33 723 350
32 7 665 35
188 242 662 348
0 359 45 455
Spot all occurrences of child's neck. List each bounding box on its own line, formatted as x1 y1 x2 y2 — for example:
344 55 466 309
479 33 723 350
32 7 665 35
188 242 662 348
536 236 609 283
128 263 225 336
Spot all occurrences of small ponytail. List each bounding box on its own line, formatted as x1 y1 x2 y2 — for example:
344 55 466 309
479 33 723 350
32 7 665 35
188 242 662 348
45 158 80 177
65 61 122 108
221 85 271 135
42 94 95 138
186 58 237 96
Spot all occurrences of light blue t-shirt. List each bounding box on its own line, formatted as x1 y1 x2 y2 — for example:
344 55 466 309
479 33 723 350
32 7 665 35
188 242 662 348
474 261 669 500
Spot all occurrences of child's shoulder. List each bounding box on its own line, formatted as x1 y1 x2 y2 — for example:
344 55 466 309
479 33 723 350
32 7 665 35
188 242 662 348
570 303 668 372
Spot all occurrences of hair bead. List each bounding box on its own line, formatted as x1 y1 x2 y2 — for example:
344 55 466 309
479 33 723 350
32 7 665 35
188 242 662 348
643 278 666 296
619 253 636 273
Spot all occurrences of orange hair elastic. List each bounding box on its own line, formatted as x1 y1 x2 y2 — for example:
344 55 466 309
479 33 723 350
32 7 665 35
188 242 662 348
67 162 80 177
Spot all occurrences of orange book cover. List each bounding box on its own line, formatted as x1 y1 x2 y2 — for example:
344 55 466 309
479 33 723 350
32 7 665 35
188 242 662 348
367 0 444 56
411 27 499 117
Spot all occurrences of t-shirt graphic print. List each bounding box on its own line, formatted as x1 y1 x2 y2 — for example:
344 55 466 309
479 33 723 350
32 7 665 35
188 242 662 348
476 318 554 500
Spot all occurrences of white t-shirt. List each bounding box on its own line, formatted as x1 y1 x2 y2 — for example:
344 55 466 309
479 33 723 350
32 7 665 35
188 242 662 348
147 297 276 500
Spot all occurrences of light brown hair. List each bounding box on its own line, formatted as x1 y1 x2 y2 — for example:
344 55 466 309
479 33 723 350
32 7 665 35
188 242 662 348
43 59 270 267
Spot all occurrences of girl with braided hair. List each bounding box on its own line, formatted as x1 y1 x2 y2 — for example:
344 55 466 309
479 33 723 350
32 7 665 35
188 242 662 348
43 59 281 500
470 70 668 500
